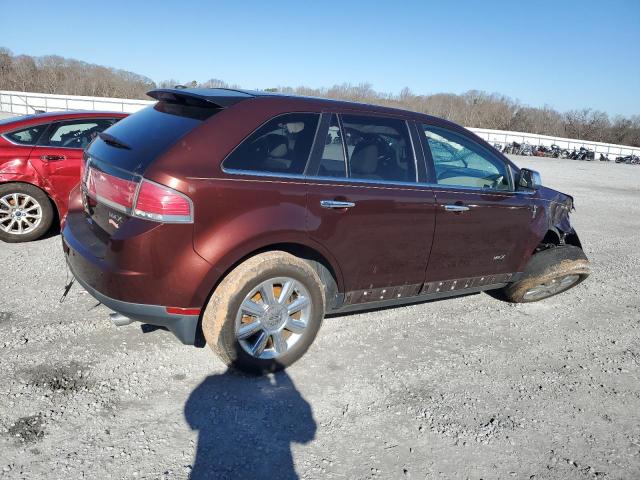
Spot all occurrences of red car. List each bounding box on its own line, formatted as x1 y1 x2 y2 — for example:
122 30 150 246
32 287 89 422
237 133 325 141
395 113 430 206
0 111 127 242
63 88 590 373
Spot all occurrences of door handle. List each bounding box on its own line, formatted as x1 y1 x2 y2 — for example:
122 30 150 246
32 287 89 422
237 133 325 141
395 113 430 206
320 200 356 209
444 204 470 212
40 155 66 161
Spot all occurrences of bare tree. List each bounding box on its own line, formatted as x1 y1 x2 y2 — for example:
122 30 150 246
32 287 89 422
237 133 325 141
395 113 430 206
0 48 638 146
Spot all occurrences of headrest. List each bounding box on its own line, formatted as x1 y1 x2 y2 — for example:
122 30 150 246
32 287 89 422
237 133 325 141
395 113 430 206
264 134 288 158
350 143 378 174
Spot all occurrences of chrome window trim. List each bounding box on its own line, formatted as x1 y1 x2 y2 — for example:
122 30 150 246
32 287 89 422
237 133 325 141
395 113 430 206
405 119 420 183
221 167 307 180
220 167 535 195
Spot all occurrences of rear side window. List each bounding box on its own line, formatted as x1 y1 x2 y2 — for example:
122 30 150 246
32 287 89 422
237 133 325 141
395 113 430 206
341 114 416 183
4 124 47 145
43 119 119 149
224 113 319 175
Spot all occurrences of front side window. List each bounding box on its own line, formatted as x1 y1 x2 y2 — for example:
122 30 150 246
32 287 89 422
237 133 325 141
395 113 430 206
4 124 47 145
43 119 118 149
422 125 511 191
224 113 319 175
341 114 416 183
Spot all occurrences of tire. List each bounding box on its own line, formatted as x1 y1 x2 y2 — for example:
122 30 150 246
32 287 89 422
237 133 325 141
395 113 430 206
201 251 326 374
495 245 590 303
0 183 54 243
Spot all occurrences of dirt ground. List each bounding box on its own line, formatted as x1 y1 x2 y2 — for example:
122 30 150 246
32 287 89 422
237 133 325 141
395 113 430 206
0 155 639 479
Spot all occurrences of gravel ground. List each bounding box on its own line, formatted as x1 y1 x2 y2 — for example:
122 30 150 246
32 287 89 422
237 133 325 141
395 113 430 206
0 155 639 480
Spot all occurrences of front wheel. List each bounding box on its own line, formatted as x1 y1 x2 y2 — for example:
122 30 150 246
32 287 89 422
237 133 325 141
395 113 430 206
494 245 590 303
202 251 326 374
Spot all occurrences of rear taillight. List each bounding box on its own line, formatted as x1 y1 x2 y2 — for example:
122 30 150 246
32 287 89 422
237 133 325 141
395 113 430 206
83 164 193 224
134 180 193 223
85 166 137 212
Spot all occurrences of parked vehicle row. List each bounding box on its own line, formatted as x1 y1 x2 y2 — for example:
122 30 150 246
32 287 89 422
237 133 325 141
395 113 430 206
614 154 640 164
493 140 638 164
1 89 591 373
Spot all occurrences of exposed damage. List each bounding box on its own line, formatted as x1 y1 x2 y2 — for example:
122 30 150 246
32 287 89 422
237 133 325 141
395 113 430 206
538 186 583 250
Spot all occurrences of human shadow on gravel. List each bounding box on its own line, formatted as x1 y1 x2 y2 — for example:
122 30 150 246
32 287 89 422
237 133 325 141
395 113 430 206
185 369 315 480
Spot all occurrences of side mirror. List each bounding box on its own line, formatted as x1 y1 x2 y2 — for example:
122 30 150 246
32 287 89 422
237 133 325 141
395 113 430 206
518 168 542 190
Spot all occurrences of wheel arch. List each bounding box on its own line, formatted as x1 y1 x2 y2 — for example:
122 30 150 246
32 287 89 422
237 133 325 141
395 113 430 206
193 240 343 348
534 227 583 253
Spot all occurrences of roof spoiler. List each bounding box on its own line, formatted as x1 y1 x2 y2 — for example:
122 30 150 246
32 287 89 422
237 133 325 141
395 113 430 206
146 88 255 108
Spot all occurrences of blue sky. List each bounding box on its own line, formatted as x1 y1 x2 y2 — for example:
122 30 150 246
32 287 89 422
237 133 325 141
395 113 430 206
1 0 638 116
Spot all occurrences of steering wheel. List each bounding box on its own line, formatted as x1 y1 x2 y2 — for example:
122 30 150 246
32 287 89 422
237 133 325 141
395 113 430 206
372 136 395 167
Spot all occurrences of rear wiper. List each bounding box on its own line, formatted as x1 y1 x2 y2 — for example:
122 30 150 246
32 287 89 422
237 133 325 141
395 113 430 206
99 132 132 150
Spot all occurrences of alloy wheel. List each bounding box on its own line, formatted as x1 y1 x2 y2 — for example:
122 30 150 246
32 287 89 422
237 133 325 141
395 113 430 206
235 277 312 360
522 274 580 301
0 193 43 235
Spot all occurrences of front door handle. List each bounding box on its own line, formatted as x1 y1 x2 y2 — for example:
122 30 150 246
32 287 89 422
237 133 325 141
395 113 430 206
320 200 356 209
444 204 470 212
40 155 66 161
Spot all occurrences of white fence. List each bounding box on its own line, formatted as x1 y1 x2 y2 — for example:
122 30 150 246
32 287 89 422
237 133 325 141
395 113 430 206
1 90 639 157
0 90 152 114
470 127 640 158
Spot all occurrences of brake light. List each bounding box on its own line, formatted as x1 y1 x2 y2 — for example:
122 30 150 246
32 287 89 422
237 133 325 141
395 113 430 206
85 166 137 212
83 165 193 223
134 180 193 223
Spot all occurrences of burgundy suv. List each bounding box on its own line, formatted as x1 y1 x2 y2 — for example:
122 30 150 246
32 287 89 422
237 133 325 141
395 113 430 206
62 88 590 373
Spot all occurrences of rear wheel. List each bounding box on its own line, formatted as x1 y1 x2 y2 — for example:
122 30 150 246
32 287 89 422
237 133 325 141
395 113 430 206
202 251 326 374
495 245 590 303
0 183 54 243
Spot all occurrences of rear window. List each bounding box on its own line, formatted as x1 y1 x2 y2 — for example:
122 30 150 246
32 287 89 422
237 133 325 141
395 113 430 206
223 113 320 175
86 102 219 175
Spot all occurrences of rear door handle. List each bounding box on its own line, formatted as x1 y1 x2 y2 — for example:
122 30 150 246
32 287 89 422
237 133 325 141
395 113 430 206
320 200 356 209
444 204 470 212
40 155 66 161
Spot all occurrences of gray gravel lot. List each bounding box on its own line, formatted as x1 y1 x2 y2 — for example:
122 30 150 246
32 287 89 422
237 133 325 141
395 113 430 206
1 155 639 479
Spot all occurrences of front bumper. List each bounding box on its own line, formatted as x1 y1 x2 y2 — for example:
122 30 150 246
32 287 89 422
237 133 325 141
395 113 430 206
64 232 200 345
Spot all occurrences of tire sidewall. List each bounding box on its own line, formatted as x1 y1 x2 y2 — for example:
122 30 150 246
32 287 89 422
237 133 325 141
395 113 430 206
505 245 590 303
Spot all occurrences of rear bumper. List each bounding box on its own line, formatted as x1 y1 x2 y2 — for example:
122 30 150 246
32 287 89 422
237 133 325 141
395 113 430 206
62 213 203 345
67 260 200 344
